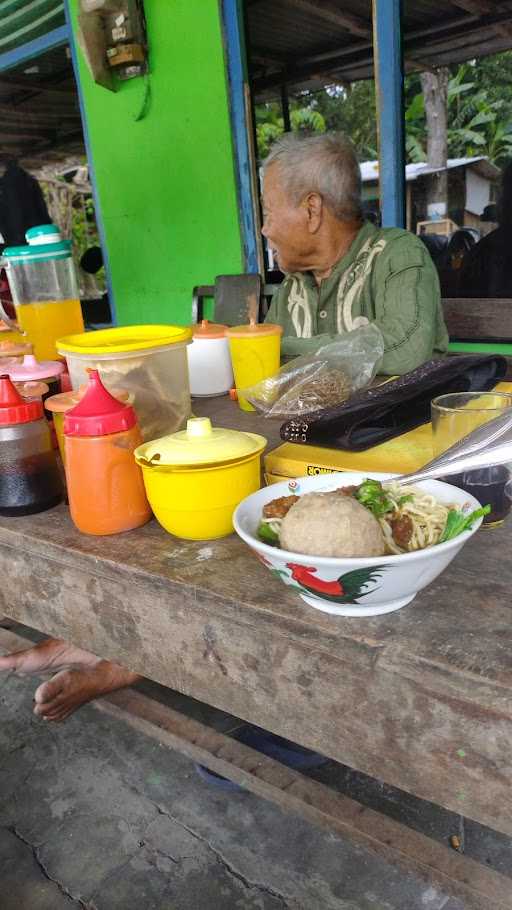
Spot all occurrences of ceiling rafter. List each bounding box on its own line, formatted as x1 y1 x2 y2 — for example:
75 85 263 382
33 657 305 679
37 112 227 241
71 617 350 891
281 0 371 38
449 0 496 13
450 0 512 40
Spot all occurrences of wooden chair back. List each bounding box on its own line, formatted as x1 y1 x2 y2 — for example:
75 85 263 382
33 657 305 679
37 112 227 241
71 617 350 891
192 274 262 325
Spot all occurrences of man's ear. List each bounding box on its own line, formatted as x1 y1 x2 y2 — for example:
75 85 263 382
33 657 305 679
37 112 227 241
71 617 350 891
303 192 323 233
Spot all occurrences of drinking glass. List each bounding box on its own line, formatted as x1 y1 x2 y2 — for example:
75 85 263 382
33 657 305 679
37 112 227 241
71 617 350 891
431 392 512 528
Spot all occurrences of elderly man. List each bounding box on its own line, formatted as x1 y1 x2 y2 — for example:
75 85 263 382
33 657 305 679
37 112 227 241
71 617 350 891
262 132 448 374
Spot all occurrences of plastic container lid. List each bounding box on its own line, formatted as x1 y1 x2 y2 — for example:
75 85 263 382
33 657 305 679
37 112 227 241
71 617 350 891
44 390 81 414
6 354 65 381
57 324 192 355
225 319 283 339
45 385 130 414
3 224 69 264
15 381 49 400
0 341 32 358
135 417 266 467
26 224 62 245
0 374 43 424
192 320 229 340
2 240 72 264
64 370 137 436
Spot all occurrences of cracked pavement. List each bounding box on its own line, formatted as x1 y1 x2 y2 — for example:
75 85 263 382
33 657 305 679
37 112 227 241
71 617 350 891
0 668 480 909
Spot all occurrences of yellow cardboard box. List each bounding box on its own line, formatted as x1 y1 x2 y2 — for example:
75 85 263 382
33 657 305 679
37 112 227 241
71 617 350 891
263 428 434 485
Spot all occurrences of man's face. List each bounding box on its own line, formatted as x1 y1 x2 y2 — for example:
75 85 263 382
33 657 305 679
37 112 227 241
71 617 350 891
261 163 311 272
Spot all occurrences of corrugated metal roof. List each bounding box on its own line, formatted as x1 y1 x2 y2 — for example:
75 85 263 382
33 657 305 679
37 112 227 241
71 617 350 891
0 43 82 163
360 156 501 183
248 0 512 99
1 0 512 161
0 1 65 54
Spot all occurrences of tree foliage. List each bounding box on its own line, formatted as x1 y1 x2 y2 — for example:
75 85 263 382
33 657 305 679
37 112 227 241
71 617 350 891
255 101 326 158
255 51 512 167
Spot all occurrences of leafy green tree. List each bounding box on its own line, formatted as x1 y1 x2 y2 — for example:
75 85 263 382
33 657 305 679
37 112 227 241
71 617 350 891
255 101 325 158
405 63 512 165
255 51 512 167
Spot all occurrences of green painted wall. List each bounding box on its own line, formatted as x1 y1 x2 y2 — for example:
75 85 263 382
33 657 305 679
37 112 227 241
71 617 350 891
69 0 243 325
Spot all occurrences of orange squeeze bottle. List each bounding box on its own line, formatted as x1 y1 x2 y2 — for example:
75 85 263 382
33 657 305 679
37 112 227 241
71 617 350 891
64 370 151 535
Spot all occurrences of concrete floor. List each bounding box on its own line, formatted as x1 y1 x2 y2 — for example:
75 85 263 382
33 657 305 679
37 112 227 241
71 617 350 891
1 639 510 910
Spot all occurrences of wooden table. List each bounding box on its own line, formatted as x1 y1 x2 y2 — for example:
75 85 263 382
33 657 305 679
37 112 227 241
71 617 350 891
2 396 512 847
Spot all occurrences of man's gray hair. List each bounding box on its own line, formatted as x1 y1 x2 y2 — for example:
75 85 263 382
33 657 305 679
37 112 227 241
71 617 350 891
263 132 362 222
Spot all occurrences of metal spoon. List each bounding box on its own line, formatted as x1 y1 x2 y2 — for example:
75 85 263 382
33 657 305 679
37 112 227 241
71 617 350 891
396 408 512 486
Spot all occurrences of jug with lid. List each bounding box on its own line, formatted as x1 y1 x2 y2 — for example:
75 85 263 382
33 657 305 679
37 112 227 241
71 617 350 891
0 224 85 361
0 374 63 516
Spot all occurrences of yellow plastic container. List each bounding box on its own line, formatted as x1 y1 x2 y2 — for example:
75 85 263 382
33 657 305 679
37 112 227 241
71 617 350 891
44 390 80 463
225 321 282 412
135 417 266 540
57 324 193 442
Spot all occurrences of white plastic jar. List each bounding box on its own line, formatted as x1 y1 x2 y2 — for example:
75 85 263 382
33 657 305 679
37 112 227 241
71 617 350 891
187 320 233 397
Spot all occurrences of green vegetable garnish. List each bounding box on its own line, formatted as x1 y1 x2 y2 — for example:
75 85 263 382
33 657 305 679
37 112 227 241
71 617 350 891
355 478 394 517
257 521 280 546
439 505 491 543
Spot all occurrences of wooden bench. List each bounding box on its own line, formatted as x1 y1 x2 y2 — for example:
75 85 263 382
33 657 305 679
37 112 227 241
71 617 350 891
443 297 512 378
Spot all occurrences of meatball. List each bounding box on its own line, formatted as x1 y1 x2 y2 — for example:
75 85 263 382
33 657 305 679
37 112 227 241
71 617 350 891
263 495 299 519
279 491 386 558
390 514 413 549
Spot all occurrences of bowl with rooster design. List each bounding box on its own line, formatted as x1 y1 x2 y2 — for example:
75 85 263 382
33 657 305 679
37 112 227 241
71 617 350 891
233 471 483 617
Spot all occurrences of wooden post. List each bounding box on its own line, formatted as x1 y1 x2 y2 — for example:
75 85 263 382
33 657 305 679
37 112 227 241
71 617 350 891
280 83 291 132
406 181 413 231
221 0 260 273
372 0 405 228
64 0 117 322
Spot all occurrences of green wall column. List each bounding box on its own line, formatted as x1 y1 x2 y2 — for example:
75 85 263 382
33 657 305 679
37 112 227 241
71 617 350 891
67 0 244 326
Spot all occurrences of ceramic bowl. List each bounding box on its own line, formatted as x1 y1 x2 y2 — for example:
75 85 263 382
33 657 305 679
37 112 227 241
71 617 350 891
233 471 483 617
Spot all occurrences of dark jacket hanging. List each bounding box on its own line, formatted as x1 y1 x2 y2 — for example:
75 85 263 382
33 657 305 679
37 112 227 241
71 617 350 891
0 162 51 247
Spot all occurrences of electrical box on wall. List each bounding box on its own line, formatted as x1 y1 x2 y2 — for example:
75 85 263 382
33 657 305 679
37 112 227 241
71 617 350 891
78 0 148 91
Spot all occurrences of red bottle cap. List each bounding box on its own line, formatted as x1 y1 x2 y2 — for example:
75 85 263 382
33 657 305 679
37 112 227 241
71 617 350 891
0 374 43 425
64 370 137 437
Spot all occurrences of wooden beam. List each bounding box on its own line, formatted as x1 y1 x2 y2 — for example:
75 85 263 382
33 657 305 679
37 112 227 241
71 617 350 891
0 132 51 143
450 0 512 41
282 0 371 38
0 105 79 123
493 20 512 40
450 0 495 13
0 77 75 95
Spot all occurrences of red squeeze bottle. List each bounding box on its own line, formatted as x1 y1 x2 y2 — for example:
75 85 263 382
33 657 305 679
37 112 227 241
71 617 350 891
64 370 151 535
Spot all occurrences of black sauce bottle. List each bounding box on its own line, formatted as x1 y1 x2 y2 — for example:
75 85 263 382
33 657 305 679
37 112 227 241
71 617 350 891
0 374 63 516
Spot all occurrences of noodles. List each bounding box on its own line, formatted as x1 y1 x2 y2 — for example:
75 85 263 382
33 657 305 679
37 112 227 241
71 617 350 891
258 478 485 556
378 481 450 555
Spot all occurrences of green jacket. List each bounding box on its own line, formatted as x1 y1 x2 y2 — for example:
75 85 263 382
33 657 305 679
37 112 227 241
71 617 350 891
265 221 449 375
